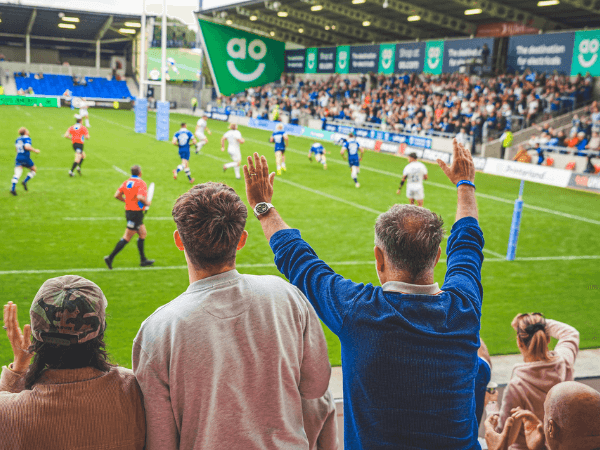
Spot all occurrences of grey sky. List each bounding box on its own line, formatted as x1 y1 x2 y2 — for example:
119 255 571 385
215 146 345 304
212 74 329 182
15 0 241 27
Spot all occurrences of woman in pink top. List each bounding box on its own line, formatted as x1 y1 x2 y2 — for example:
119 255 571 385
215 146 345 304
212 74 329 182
497 313 580 450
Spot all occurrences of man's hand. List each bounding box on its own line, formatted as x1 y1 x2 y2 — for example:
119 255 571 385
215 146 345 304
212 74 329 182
485 415 515 450
3 302 32 372
244 152 275 209
510 408 545 450
437 138 475 185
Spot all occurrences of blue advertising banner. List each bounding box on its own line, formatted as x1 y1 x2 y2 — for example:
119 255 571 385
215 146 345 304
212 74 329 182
349 44 380 74
323 122 432 149
134 97 148 134
507 32 574 74
317 47 337 73
394 42 426 73
284 49 306 73
442 37 495 73
155 101 170 141
205 111 229 121
247 118 305 135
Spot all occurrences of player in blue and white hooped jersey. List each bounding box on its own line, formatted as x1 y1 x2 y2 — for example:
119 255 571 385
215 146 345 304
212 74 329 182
10 127 40 196
270 123 288 175
340 132 364 188
308 142 327 169
172 123 197 184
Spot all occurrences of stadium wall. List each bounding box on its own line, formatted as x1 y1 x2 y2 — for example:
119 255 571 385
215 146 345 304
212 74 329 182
0 46 60 65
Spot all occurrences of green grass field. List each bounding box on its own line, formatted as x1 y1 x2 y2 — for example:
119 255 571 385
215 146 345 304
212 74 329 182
1 105 599 369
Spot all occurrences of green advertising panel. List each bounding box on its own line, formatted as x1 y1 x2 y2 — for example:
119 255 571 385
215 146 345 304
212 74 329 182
379 44 396 74
198 19 285 96
424 40 444 75
305 48 318 74
0 96 60 107
336 45 350 74
146 48 202 82
572 29 600 76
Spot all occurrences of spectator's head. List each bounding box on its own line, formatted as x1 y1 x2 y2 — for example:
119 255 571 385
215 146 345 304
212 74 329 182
131 165 141 176
544 381 600 450
25 275 112 389
19 127 28 136
172 183 248 272
514 313 551 362
374 205 444 284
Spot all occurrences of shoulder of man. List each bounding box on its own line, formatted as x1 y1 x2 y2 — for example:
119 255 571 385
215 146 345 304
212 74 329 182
243 273 312 311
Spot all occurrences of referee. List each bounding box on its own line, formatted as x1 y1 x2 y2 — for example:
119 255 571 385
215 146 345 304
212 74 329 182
104 165 154 269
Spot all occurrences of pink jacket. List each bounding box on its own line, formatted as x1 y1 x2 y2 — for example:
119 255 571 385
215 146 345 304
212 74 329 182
498 319 580 450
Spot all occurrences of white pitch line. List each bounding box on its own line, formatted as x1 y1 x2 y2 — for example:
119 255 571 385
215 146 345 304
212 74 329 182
3 255 600 276
63 217 173 221
483 248 504 258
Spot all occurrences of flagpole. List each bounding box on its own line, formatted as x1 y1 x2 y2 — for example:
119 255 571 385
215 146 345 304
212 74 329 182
160 0 167 102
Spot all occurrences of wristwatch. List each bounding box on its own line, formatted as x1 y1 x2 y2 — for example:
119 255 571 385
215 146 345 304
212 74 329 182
253 202 274 218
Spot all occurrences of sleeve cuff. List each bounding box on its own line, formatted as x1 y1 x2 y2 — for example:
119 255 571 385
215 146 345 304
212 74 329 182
451 216 480 232
1 365 27 393
269 228 302 250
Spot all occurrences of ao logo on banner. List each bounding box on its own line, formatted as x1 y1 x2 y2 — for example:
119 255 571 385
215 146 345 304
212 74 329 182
338 50 348 69
578 38 599 68
307 52 316 70
428 46 441 69
381 48 393 70
226 38 267 82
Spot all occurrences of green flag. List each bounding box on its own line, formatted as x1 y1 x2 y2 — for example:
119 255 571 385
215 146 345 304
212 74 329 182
336 46 350 74
379 44 396 74
305 48 318 74
198 18 285 96
572 29 600 76
424 40 444 75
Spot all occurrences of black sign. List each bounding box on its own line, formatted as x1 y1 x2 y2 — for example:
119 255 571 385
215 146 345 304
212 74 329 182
317 47 337 73
284 49 306 73
349 44 380 74
394 42 426 73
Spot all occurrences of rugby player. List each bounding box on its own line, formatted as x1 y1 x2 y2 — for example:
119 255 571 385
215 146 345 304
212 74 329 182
194 113 211 154
64 116 90 177
10 127 40 196
104 165 154 269
221 123 245 179
172 123 196 184
397 152 428 206
79 98 91 127
308 142 327 169
270 123 288 175
340 132 364 188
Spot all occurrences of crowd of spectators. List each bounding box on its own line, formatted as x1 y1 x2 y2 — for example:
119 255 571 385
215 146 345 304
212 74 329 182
218 71 594 149
1 148 599 450
514 102 600 172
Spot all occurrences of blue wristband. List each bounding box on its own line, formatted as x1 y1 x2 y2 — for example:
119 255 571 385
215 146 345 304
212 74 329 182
457 180 476 190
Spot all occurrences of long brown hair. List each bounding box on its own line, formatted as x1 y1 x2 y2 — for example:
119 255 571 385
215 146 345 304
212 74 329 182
516 313 552 362
24 330 114 390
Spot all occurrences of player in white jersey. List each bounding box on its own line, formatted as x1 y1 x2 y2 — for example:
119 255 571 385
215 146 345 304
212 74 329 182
221 123 245 179
195 113 212 154
397 152 428 206
79 98 90 127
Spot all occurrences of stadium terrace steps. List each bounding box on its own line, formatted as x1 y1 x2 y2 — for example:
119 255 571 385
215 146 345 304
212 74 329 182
14 73 132 99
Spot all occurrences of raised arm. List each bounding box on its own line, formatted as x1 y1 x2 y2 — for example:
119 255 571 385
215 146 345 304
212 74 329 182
244 153 364 335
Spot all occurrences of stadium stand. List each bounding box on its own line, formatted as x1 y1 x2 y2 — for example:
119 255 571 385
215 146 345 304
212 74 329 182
14 73 132 99
217 71 593 151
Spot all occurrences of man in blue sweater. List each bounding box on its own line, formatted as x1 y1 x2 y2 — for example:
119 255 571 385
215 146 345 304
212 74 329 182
244 139 484 450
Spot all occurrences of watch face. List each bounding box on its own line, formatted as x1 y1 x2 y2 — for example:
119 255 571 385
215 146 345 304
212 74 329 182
256 203 269 214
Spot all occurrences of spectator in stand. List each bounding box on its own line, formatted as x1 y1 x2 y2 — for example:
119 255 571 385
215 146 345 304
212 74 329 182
0 276 146 449
133 183 331 450
485 381 600 450
514 144 533 163
302 390 339 450
495 314 579 450
245 140 485 449
475 338 494 426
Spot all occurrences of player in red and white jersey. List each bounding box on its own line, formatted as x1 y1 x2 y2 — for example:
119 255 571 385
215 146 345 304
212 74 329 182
64 116 90 177
104 165 154 269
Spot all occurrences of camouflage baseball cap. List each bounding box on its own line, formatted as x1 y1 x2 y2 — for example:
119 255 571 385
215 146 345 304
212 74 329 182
30 275 107 346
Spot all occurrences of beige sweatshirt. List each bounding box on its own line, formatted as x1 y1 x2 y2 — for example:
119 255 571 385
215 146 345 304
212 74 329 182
133 270 332 450
498 319 580 450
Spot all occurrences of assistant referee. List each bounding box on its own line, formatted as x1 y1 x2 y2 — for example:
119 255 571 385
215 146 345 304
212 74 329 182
104 165 155 269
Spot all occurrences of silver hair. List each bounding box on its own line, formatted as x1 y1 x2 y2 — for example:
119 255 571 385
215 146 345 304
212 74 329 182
375 204 445 277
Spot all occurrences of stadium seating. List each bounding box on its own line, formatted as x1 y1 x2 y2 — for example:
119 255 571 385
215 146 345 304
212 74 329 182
14 73 131 99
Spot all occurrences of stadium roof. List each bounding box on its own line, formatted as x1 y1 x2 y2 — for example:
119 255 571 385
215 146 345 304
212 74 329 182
199 0 600 47
0 4 148 50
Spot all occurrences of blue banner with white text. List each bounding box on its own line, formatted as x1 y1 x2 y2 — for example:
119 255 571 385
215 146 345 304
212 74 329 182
507 32 574 74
